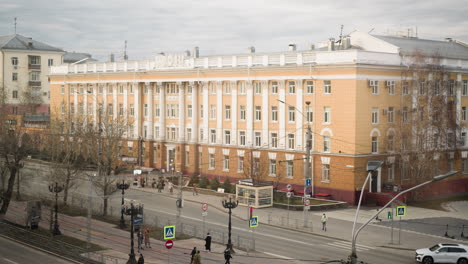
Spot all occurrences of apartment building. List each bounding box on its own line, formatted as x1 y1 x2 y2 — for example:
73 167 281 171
49 31 468 204
0 34 64 114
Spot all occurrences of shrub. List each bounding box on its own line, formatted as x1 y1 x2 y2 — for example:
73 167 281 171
210 178 220 191
199 177 209 188
223 177 233 193
189 174 200 186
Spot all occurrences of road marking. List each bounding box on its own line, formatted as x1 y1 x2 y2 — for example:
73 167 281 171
263 252 293 260
327 241 375 252
3 258 19 264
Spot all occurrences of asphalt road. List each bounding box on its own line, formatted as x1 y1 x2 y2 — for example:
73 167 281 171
0 236 75 264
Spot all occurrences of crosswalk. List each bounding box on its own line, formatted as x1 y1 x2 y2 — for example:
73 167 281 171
327 241 376 252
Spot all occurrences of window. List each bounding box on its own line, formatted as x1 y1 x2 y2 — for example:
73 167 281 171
463 107 467 122
271 106 278 122
388 107 394 123
88 103 92 115
210 105 216 119
129 84 134 94
12 73 18 81
388 164 395 182
402 81 409 95
448 80 455 96
372 108 378 124
323 107 331 124
187 128 192 140
155 104 160 117
387 81 395 95
419 78 426 95
239 82 246 94
288 106 295 122
271 133 278 148
210 129 216 143
143 126 148 138
12 90 18 99
30 71 40 81
199 128 204 141
324 80 331 94
269 160 277 176
463 158 468 174
61 103 65 114
434 79 440 96
187 105 193 118
369 80 379 95
239 131 246 146
323 136 330 152
254 82 261 94
99 85 103 94
271 81 278 94
225 105 231 120
48 59 54 66
238 157 244 172
255 132 261 147
240 105 246 120
155 126 159 138
209 83 215 94
11 57 18 66
79 85 84 94
209 154 215 169
322 164 330 182
79 103 84 115
61 85 65 94
70 103 75 114
255 106 261 121
461 132 466 147
130 104 134 116
288 81 295 94
224 83 231 94
29 55 40 65
225 130 231 145
371 136 378 153
200 105 204 118
306 106 313 122
119 85 124 94
108 84 113 94
463 80 468 96
107 104 113 115
288 134 295 149
388 135 394 151
144 104 148 117
402 107 408 123
306 81 314 94
223 156 230 171
286 161 293 178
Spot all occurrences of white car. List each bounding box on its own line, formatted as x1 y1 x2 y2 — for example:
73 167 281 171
415 243 468 264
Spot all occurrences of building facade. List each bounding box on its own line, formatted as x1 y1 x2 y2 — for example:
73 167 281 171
0 34 64 114
49 31 468 204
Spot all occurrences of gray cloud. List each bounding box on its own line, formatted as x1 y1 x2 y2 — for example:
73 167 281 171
1 0 467 61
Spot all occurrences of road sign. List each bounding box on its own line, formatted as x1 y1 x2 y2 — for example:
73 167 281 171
134 217 143 224
250 216 259 228
305 179 311 187
202 211 208 217
202 203 208 212
165 239 173 249
286 192 292 198
388 211 393 220
396 206 406 217
286 184 292 191
304 199 310 206
164 225 176 240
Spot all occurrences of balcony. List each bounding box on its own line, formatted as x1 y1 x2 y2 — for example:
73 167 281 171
28 64 41 70
29 81 41 86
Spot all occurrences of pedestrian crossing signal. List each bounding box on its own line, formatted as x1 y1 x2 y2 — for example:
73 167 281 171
164 225 176 240
250 216 259 228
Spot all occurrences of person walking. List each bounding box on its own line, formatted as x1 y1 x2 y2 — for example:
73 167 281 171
190 247 197 264
137 253 144 264
193 250 201 264
193 184 198 196
204 232 212 252
144 228 151 248
168 181 174 194
137 230 144 251
224 249 233 264
321 213 328 231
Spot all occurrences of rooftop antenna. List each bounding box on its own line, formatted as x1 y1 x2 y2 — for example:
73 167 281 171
124 40 128 61
336 24 344 48
14 17 17 34
368 28 375 34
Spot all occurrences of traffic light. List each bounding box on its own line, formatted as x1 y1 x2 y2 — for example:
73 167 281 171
249 206 253 219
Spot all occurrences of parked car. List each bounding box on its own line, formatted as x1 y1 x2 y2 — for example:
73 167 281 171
415 243 468 264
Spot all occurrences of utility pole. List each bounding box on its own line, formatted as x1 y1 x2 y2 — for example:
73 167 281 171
14 17 17 34
176 171 183 227
88 107 102 249
304 101 312 228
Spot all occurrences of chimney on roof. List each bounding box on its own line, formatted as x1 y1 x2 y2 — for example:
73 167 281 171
328 38 335 51
27 37 33 48
288 43 297 51
308 44 315 50
342 36 351 49
109 53 115 62
247 46 255 53
184 50 191 57
193 47 199 58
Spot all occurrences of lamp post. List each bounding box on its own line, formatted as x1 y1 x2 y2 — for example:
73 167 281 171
117 180 130 229
48 182 64 236
348 170 457 264
123 202 141 264
222 196 238 253
278 99 313 228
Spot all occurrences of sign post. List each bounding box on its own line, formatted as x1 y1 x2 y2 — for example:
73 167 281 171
286 191 292 226
396 206 406 245
249 216 258 253
389 207 394 244
201 203 208 235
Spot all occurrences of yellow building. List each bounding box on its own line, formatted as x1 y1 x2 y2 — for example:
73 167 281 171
49 31 468 204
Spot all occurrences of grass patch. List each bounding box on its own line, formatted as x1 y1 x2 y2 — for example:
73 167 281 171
407 195 468 211
31 227 106 251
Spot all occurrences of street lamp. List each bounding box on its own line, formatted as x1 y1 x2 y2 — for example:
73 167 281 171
123 202 142 264
48 182 64 236
278 99 313 228
222 196 239 253
117 180 130 229
348 170 458 264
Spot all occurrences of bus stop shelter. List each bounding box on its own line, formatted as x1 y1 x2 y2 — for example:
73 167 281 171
236 179 273 208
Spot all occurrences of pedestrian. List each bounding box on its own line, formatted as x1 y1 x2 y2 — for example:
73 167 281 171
137 230 144 251
168 181 174 194
137 253 144 264
151 178 156 188
321 213 328 231
190 247 197 264
204 232 212 252
144 227 151 248
193 184 198 196
193 250 201 264
224 249 232 264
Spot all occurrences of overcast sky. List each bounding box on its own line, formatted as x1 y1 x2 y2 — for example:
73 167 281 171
1 0 467 61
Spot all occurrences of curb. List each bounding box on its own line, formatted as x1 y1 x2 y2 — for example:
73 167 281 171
379 245 416 251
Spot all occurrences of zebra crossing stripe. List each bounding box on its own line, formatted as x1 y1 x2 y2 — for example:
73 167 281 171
327 241 375 252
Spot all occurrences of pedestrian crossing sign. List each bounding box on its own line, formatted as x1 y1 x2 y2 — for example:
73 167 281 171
396 206 406 217
250 216 259 228
164 225 176 240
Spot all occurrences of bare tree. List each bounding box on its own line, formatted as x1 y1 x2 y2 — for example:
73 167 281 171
20 89 44 115
241 149 269 185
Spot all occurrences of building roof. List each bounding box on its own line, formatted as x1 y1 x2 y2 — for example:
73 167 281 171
64 52 97 63
373 35 468 60
0 34 63 52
